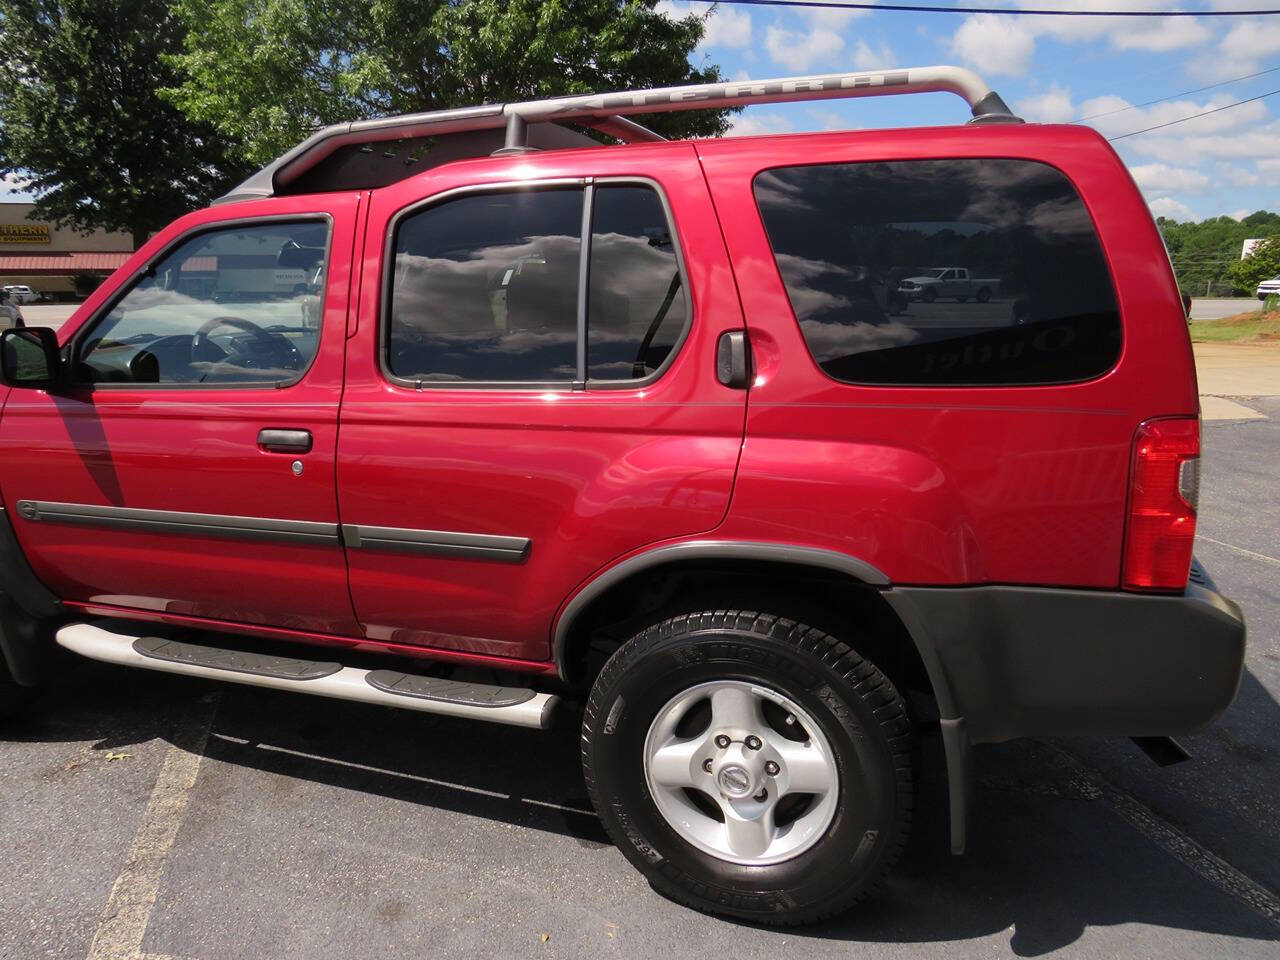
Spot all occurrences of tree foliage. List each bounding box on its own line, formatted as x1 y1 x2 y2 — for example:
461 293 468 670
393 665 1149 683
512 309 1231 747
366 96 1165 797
1227 235 1280 293
0 0 252 246
166 0 734 168
1158 210 1280 297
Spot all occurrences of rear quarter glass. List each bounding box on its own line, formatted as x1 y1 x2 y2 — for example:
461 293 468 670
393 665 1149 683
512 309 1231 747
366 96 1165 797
752 157 1122 387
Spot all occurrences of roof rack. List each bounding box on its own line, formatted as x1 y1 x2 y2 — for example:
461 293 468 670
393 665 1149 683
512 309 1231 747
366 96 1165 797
216 64 1020 204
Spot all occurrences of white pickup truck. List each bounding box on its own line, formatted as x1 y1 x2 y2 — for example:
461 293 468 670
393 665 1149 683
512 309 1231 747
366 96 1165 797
899 267 999 303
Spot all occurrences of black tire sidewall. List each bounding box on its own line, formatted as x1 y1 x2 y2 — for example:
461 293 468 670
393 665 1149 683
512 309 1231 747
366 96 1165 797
584 622 907 921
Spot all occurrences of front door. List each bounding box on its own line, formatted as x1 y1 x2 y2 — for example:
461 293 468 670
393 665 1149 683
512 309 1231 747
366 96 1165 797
337 147 747 664
0 197 362 635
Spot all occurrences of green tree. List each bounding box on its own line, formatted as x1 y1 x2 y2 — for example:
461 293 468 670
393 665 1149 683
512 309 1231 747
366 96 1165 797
0 0 252 247
1158 210 1280 297
166 0 734 168
1227 235 1280 293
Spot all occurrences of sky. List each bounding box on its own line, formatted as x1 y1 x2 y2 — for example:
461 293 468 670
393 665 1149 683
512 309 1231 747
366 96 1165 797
655 0 1280 222
3 1 1278 223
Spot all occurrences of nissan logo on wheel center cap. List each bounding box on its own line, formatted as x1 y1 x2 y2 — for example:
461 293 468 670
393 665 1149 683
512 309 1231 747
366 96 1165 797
717 764 753 797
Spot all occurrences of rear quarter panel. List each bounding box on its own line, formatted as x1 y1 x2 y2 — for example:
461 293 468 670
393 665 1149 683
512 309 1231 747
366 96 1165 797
697 124 1197 587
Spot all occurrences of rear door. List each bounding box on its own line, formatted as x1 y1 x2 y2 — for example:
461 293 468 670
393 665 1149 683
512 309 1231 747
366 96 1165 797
0 196 362 635
337 144 746 664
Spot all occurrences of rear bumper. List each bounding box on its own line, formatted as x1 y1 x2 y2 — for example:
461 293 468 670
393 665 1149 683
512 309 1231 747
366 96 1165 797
885 560 1246 744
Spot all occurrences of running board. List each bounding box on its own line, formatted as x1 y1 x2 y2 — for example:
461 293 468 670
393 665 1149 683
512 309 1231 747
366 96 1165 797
55 623 558 729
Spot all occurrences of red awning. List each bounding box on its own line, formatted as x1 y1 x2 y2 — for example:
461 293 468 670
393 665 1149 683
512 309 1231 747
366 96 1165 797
0 251 133 272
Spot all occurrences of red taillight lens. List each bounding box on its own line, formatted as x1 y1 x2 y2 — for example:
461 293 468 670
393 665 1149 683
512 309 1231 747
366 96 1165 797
1122 417 1199 592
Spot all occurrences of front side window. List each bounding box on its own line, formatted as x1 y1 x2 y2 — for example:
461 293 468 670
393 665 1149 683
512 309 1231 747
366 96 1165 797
754 159 1122 386
78 220 329 385
387 182 686 386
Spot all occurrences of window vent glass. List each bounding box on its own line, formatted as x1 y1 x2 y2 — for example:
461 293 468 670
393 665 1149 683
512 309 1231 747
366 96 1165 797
588 186 686 380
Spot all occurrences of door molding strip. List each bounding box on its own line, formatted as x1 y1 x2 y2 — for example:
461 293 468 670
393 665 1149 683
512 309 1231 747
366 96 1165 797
16 500 340 546
341 523 530 563
14 500 531 562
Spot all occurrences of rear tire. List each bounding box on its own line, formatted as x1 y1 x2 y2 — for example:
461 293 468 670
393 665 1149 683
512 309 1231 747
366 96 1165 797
582 610 914 926
976 287 992 303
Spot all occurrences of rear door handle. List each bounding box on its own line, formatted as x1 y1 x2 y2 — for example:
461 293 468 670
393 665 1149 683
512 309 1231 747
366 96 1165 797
258 429 313 454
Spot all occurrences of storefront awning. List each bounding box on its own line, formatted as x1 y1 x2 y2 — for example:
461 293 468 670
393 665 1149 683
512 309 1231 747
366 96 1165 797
0 251 132 273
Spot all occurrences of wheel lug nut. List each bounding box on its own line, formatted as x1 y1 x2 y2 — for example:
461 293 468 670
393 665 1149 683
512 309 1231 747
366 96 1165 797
745 735 762 751
753 788 768 802
765 760 780 776
714 734 731 749
785 714 796 726
702 759 713 773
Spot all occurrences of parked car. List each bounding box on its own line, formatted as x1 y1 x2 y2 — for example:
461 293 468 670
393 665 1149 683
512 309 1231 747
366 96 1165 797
1257 275 1280 301
2 284 40 305
0 65 1244 926
0 289 22 330
898 266 999 303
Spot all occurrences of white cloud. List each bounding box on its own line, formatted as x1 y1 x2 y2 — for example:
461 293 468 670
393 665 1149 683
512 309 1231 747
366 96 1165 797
1229 209 1251 221
851 39 896 71
1110 16 1211 53
951 14 1036 77
1219 18 1280 62
655 1 752 49
1128 163 1211 194
729 112 795 137
765 25 844 73
951 3 1212 78
1191 17 1280 80
0 172 32 197
1149 197 1199 221
1017 85 1076 123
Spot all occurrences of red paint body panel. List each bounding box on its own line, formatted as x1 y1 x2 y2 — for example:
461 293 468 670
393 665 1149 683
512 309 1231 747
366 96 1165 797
0 122 1200 673
0 194 364 634
695 124 1196 589
337 144 747 661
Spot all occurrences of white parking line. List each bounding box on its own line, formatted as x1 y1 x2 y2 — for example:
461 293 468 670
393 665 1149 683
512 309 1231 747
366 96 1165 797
86 693 219 960
1197 536 1280 567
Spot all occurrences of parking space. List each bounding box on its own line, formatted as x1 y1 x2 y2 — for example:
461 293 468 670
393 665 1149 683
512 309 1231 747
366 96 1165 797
2 341 1278 960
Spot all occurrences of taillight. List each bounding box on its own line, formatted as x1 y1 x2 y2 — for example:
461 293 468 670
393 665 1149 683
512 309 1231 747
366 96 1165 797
1122 417 1199 592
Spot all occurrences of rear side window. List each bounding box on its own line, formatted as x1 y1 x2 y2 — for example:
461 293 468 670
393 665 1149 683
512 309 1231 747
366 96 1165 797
387 181 687 387
388 189 582 383
753 159 1121 386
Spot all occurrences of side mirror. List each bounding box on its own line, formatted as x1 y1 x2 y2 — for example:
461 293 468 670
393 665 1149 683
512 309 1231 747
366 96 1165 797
0 327 62 388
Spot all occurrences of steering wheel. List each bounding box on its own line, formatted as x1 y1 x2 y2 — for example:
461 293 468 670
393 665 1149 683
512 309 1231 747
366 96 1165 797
191 315 302 378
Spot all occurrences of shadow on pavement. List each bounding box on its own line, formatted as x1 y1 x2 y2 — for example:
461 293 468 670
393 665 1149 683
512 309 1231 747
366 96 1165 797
6 657 1280 957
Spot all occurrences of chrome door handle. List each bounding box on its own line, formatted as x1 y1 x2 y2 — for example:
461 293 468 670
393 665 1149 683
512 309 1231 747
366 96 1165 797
258 429 313 453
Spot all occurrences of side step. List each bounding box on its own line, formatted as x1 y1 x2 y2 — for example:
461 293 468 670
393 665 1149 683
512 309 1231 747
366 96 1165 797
56 623 558 730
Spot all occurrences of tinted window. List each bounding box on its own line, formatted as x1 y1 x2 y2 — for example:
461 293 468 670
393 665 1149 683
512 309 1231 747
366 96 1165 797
588 186 686 380
389 189 582 383
78 221 328 385
754 159 1121 385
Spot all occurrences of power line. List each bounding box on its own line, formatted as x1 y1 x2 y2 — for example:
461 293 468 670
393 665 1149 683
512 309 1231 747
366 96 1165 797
1075 64 1280 122
711 1 1280 15
1107 88 1280 139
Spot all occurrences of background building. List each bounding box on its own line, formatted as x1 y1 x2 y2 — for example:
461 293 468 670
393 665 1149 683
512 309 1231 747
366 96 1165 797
0 202 134 299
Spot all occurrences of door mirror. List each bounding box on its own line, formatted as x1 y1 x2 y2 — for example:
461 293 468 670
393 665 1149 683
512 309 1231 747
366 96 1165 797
0 327 61 388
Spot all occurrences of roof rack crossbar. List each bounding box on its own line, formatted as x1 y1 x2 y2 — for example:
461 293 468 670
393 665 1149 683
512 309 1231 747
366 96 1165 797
216 65 1017 204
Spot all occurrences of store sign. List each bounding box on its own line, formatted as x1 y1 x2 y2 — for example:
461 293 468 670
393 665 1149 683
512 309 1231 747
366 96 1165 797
0 223 51 244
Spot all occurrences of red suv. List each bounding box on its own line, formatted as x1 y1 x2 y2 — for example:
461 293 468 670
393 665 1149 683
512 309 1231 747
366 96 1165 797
0 66 1246 925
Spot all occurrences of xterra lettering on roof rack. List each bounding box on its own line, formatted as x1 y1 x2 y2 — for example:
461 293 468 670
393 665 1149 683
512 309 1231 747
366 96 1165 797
216 64 1020 204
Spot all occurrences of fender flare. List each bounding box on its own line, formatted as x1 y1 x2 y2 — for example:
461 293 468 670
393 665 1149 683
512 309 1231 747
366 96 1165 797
552 538 891 679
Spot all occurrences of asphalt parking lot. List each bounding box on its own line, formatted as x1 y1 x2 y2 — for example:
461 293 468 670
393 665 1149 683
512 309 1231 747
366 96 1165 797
2 320 1278 960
